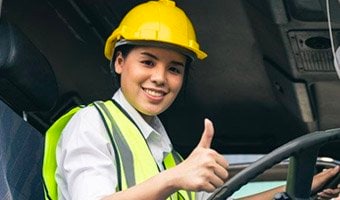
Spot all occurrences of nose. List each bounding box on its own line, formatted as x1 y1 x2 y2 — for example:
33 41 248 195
150 65 166 86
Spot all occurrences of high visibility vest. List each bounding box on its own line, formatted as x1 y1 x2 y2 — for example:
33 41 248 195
42 100 195 200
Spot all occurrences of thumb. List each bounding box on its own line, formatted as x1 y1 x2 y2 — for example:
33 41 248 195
197 118 214 148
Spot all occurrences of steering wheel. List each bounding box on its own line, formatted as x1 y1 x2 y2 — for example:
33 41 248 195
207 128 340 200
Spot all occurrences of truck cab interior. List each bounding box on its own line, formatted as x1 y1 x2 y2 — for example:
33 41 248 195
0 0 339 199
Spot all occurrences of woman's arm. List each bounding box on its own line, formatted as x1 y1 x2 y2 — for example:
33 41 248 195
103 119 229 200
240 166 340 200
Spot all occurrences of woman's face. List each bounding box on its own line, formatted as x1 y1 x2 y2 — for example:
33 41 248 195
114 46 186 121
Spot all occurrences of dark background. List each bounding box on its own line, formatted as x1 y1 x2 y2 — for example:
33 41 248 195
1 0 340 159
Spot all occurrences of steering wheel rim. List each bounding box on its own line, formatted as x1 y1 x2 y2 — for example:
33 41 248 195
207 128 340 200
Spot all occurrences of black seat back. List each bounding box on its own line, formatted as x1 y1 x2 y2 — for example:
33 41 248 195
0 16 58 199
0 100 45 200
0 19 58 113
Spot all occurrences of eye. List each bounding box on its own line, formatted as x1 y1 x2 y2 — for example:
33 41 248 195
169 65 183 75
141 60 155 67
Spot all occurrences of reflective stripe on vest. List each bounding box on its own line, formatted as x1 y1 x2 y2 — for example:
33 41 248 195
94 100 194 200
42 100 194 200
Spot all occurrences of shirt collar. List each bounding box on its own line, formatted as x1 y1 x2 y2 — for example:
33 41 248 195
112 89 171 147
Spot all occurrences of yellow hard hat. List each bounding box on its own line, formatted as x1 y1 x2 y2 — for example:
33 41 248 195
104 0 207 60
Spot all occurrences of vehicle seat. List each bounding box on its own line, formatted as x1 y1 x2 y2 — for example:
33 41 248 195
0 101 45 200
0 17 58 200
0 19 58 113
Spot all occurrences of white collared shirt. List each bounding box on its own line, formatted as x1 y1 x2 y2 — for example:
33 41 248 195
56 89 209 200
56 89 173 200
113 89 173 166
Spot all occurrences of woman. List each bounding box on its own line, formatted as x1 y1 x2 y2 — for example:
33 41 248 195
53 0 340 199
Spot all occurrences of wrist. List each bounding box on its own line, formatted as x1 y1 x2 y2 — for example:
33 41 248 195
161 167 181 193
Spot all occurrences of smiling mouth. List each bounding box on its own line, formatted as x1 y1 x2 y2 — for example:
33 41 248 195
143 88 166 97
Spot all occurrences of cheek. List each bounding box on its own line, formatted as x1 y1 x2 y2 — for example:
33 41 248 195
170 77 184 93
121 66 143 83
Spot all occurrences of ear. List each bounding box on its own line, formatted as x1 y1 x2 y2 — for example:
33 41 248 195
114 51 124 74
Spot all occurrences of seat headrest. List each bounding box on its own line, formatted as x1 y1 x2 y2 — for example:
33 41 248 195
0 20 58 112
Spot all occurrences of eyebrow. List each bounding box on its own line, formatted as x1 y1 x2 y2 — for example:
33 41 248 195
140 52 185 67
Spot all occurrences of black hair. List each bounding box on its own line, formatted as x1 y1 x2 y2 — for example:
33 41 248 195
110 45 135 91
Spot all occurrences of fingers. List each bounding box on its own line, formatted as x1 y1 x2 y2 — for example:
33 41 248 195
197 118 229 183
199 152 229 192
320 165 339 177
197 118 214 149
313 166 340 196
324 166 339 184
317 187 340 199
333 165 340 174
207 174 225 192
215 153 229 169
326 165 340 176
315 168 334 185
189 118 230 192
213 162 229 182
196 164 229 193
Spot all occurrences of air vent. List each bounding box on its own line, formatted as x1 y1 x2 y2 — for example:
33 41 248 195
288 31 337 72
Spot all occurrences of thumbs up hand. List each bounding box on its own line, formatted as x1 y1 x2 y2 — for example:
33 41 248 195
197 118 215 149
167 119 229 192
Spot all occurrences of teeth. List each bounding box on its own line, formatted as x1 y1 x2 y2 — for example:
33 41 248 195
145 89 163 97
